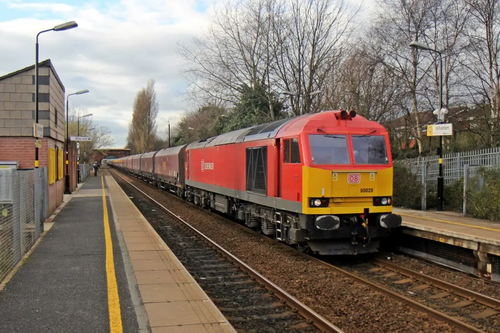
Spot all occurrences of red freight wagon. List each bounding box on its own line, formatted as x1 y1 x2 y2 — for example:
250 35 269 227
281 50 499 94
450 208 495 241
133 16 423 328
154 145 186 196
122 156 132 171
132 154 143 172
140 151 157 182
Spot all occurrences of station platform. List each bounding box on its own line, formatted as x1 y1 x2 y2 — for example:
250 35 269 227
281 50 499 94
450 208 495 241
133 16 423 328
393 208 500 281
0 172 234 333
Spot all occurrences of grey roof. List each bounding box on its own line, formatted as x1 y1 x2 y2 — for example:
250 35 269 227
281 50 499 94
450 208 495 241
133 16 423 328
0 59 65 92
156 145 186 157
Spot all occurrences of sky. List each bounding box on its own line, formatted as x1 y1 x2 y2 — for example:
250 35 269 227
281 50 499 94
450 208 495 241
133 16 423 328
0 0 373 148
0 0 216 148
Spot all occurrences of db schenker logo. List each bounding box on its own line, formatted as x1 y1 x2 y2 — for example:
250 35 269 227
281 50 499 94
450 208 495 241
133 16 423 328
201 159 214 172
348 173 361 184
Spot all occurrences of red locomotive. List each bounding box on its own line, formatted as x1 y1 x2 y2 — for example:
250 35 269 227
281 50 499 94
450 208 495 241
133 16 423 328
111 110 401 255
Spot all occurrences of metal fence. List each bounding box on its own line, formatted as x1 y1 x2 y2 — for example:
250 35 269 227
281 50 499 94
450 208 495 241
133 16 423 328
0 167 49 283
401 147 500 186
79 164 90 183
398 148 500 212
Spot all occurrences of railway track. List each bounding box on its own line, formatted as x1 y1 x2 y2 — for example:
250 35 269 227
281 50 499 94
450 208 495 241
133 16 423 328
331 257 500 332
108 168 343 333
109 168 499 332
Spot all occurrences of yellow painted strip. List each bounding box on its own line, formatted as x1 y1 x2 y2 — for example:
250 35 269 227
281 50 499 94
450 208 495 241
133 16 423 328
101 176 123 333
399 212 500 232
439 158 443 164
35 160 39 167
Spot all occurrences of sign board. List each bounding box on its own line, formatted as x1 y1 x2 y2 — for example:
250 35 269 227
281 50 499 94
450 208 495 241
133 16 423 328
427 123 453 136
35 139 42 148
33 123 43 138
70 136 91 141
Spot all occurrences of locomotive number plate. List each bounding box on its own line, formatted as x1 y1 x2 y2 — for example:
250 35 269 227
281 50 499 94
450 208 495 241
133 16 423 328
348 173 361 184
360 188 374 193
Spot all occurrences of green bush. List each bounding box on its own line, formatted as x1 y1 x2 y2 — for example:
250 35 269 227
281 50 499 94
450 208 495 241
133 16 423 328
393 162 422 209
444 178 464 212
467 168 500 221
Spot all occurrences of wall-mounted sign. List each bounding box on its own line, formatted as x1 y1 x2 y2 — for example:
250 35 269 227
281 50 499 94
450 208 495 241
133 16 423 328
33 123 44 138
70 136 91 141
35 139 42 148
427 123 453 136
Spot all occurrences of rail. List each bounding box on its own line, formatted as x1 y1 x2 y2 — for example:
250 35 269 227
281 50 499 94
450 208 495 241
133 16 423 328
313 259 484 333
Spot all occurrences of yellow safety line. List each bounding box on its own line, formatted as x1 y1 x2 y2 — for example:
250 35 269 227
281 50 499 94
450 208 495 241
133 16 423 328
399 212 500 232
101 176 123 333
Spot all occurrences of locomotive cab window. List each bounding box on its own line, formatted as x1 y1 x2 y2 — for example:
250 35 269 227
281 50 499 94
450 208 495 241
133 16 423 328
309 135 350 165
283 138 301 164
351 135 388 165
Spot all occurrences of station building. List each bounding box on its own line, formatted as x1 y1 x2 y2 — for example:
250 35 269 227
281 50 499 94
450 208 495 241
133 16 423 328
0 59 76 214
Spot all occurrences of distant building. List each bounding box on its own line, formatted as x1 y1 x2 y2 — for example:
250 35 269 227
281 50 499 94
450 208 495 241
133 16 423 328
94 148 131 163
0 59 75 213
389 107 481 151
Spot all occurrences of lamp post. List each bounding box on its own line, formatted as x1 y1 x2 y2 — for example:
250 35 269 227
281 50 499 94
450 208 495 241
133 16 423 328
76 113 92 183
64 89 89 194
168 120 171 147
35 21 78 170
410 40 446 211
77 113 93 136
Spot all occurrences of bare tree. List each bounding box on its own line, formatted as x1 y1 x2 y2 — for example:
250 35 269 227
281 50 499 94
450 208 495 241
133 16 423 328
179 0 357 117
173 105 227 145
369 0 443 155
322 46 406 123
68 108 114 163
462 0 500 145
127 80 159 153
179 0 278 113
272 0 356 115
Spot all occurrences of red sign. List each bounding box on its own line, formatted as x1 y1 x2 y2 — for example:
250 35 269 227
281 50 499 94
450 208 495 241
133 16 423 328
348 173 361 184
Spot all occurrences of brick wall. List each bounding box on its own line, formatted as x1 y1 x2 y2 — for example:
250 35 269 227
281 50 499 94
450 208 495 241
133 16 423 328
0 136 64 215
0 137 36 169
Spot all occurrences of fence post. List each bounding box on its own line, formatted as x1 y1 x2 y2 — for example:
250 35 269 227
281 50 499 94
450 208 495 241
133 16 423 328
12 170 21 264
478 172 484 190
421 159 427 211
463 164 468 216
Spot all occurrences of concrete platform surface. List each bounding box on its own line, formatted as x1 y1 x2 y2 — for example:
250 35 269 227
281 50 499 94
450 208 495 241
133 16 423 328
106 174 235 333
0 173 235 333
394 208 500 246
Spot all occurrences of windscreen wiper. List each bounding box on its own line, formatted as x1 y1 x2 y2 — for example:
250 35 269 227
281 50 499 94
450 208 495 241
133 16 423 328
317 128 344 138
355 129 377 138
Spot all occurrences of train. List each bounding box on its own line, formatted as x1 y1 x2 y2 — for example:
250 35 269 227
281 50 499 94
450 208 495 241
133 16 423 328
109 110 402 255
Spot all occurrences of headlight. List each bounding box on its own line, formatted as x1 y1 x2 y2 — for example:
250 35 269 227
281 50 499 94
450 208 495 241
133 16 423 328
309 198 329 207
373 197 392 206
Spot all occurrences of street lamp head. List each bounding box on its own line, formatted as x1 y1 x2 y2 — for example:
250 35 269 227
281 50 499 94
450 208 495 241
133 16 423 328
309 90 322 96
188 127 194 130
76 89 89 95
53 21 78 31
281 91 296 96
409 41 432 51
80 113 93 119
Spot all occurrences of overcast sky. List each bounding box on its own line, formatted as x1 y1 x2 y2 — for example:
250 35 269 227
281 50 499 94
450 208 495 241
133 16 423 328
0 0 217 148
0 0 371 148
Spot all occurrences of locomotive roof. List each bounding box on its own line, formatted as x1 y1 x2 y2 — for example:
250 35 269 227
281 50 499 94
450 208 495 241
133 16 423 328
186 111 384 149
